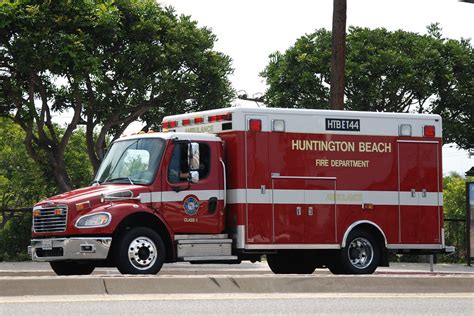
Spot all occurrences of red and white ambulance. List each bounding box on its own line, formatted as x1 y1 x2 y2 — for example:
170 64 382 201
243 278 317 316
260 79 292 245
30 107 452 275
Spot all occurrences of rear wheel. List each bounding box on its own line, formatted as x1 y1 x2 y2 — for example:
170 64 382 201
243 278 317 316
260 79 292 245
330 229 380 275
267 252 317 274
50 261 95 275
114 227 165 275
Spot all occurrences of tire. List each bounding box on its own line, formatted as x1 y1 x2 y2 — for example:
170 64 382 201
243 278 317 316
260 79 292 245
50 261 95 276
267 252 317 274
114 227 165 275
333 229 380 275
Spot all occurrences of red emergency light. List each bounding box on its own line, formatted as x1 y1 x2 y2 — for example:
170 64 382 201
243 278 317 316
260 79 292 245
182 119 191 126
249 119 262 131
423 125 435 137
194 117 203 124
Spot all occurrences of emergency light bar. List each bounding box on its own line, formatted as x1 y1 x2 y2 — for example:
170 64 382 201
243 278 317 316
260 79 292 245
162 113 232 130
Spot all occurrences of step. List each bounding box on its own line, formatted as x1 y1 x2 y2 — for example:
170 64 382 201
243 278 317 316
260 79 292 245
183 256 239 261
177 239 233 245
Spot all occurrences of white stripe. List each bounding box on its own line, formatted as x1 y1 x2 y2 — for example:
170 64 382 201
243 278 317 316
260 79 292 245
140 190 224 203
141 189 442 206
227 189 442 206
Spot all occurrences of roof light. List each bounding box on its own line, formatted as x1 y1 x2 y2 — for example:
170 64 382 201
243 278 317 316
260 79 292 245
182 119 191 126
162 121 169 129
208 115 217 123
249 119 262 131
223 113 232 121
272 119 285 132
399 124 412 137
168 121 177 128
424 125 435 137
194 117 203 124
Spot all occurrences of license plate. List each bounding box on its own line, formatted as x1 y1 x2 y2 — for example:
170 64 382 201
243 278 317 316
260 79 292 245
42 240 53 250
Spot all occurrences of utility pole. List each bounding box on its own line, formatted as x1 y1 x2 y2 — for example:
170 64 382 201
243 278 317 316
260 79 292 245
330 0 347 110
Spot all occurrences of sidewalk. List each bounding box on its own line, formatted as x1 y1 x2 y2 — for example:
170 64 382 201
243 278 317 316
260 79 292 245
0 261 473 274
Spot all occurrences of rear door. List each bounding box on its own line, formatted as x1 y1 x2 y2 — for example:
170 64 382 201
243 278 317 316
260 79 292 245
398 141 440 244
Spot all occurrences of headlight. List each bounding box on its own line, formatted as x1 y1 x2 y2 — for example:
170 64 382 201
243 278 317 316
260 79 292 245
75 212 111 228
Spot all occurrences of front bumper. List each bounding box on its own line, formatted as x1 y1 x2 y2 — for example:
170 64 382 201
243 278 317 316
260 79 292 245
29 237 112 261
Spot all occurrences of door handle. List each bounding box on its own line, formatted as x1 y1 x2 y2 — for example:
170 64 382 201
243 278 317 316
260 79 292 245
411 189 416 198
308 207 314 216
208 197 217 214
296 207 302 216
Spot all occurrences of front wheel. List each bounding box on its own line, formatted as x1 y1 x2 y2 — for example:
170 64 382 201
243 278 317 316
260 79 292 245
50 261 95 275
114 227 165 275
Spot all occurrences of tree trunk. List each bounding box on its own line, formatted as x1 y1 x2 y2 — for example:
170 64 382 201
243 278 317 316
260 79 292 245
330 0 347 110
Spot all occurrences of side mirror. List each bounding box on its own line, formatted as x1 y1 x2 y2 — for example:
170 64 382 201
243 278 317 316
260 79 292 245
188 142 200 171
189 171 199 184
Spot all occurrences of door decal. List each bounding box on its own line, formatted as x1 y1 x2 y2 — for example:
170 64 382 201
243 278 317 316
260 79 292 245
183 195 200 216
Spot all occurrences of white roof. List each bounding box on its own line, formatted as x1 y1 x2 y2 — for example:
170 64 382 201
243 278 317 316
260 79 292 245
163 106 441 121
117 132 221 142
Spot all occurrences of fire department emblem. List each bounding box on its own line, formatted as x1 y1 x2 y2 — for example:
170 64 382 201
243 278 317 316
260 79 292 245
183 196 200 216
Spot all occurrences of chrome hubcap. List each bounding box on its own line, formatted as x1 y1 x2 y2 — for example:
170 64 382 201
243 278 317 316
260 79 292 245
348 237 374 269
128 236 157 270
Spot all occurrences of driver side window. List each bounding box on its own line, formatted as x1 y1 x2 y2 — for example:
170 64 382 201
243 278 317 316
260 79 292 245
168 143 189 183
167 142 211 183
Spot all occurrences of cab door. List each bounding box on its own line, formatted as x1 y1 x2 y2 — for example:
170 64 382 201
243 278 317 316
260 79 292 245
161 140 224 234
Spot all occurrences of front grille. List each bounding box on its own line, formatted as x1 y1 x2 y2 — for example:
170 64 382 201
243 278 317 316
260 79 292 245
33 206 68 233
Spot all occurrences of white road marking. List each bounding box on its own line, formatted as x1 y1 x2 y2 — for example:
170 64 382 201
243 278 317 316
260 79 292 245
1 292 473 304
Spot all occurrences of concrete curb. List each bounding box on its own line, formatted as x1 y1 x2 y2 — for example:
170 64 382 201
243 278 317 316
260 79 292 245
1 275 473 296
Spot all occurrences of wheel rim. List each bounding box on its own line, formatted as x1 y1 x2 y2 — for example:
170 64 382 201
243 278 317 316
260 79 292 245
127 236 157 270
347 237 374 270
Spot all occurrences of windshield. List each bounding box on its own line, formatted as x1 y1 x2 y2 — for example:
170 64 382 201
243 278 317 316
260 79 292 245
94 138 165 185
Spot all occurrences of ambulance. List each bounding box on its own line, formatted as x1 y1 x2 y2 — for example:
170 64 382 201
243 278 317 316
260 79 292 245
29 107 452 275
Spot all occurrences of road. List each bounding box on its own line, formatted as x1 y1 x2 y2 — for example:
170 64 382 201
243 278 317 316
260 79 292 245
1 293 473 315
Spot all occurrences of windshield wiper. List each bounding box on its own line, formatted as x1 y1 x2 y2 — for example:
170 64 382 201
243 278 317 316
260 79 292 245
103 177 135 185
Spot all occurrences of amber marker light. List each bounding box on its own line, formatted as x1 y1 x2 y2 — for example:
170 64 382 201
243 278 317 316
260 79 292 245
33 210 41 217
76 201 91 211
362 203 374 210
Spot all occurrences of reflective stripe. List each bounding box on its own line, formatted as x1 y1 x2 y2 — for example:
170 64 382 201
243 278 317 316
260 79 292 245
139 190 225 203
227 189 442 206
140 189 442 206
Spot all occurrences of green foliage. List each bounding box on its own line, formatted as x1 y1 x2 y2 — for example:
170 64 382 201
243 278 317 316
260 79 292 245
443 173 468 219
0 118 93 261
0 213 31 261
0 118 55 207
261 25 474 149
0 0 234 191
64 128 94 188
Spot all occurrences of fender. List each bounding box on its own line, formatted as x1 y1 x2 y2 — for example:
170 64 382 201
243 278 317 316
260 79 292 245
341 220 388 248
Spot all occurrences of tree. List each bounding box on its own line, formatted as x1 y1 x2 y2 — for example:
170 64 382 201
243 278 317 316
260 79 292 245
0 0 234 192
261 25 473 149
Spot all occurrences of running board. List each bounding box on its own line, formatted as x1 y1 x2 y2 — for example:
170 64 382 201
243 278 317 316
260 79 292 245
184 256 238 261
